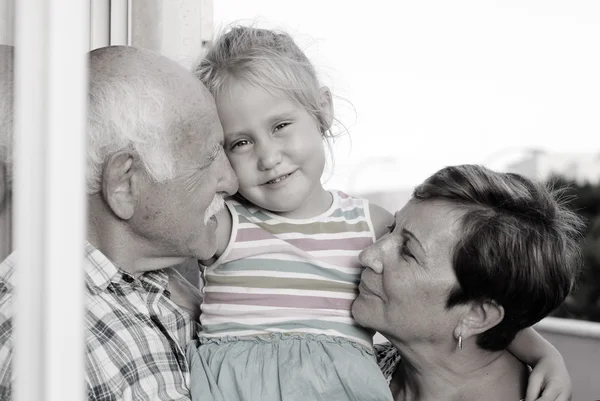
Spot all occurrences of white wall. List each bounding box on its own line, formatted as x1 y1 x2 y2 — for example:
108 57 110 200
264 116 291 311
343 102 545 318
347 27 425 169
130 0 212 69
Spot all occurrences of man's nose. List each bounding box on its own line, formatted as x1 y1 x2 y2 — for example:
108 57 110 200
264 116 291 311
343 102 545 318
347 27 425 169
358 244 383 274
257 141 281 171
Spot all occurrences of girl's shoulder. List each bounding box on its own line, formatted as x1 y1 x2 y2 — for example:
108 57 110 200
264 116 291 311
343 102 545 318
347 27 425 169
368 203 393 239
329 190 375 213
333 190 394 239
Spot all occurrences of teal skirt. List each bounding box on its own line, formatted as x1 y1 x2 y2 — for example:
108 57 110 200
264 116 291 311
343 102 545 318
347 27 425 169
187 333 393 401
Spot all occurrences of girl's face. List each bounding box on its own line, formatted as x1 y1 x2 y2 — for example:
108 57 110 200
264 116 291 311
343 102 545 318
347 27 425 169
215 82 331 218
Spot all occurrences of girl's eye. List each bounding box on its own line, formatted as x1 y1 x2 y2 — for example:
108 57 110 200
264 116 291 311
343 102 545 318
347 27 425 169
231 139 250 150
274 122 290 132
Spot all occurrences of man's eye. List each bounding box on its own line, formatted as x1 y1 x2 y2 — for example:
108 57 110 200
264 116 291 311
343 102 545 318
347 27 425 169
386 222 396 233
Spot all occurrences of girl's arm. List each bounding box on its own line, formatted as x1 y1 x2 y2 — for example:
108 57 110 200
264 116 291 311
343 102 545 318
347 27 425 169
507 327 571 401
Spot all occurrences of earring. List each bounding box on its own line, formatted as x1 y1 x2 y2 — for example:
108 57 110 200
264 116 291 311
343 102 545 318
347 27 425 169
458 335 463 350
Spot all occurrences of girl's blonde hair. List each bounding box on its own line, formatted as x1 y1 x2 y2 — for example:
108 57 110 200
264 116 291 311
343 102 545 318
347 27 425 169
194 25 336 141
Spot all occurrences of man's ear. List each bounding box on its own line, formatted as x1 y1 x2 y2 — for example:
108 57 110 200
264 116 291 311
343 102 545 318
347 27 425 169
102 152 138 220
318 86 334 132
454 300 505 343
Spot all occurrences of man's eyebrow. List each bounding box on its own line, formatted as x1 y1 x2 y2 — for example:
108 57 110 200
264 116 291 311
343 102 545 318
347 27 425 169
402 228 427 256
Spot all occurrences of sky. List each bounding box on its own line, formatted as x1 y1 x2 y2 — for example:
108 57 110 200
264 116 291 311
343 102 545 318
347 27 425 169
213 0 600 194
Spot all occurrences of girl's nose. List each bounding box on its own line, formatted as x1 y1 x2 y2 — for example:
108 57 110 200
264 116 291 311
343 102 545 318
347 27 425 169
358 243 383 274
257 142 282 171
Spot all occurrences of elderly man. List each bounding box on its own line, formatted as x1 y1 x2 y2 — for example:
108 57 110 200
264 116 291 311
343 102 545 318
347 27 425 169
0 45 238 400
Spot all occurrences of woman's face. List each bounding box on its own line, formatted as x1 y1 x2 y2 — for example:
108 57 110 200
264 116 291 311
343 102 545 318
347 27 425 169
352 198 466 344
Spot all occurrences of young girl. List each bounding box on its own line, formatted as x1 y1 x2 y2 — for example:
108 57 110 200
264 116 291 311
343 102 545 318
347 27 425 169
185 25 571 401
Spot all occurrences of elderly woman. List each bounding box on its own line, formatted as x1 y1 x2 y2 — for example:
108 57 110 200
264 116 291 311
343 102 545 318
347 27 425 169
352 164 584 401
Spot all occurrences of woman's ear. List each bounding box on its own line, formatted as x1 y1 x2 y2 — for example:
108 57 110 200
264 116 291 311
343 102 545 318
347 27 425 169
454 300 505 343
318 86 334 132
101 152 138 220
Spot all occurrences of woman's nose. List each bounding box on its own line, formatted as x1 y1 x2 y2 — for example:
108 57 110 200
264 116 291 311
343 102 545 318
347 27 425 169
257 141 281 171
358 244 383 274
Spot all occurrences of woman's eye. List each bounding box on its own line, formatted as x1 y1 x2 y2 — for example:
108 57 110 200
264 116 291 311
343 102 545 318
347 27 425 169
274 122 290 132
401 240 414 259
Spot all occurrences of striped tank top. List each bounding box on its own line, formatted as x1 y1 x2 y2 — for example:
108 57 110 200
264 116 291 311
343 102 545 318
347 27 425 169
199 190 376 348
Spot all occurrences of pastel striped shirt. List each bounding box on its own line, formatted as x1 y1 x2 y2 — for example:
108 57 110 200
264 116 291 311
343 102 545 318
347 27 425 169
199 190 376 348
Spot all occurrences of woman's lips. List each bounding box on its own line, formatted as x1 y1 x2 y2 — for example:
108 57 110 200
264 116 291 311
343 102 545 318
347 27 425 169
358 280 379 298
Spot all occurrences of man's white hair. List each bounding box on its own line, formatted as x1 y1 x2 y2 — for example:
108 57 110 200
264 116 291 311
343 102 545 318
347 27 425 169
86 51 177 194
2 46 184 195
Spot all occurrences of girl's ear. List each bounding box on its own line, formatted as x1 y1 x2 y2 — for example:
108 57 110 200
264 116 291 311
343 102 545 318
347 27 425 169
318 86 334 132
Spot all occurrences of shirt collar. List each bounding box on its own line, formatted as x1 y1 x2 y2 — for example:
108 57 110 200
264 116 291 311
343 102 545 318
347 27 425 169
84 241 170 294
84 241 121 294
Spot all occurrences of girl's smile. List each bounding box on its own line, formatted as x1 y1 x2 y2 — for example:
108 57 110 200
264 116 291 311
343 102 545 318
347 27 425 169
263 170 297 186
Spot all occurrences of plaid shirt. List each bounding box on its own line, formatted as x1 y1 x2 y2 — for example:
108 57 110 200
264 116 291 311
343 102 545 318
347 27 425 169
0 244 197 401
84 242 196 400
0 253 14 401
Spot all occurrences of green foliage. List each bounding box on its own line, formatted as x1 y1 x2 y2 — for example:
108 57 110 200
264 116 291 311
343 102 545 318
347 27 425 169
547 175 600 322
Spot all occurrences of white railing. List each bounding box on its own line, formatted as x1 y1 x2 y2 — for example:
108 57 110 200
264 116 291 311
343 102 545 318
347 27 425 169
374 316 600 344
535 316 600 339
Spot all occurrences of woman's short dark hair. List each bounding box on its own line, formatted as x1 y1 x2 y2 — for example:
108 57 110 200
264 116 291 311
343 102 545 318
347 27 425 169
413 164 585 351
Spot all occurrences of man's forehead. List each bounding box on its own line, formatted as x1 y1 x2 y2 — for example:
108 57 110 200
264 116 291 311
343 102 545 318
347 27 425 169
176 104 221 142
